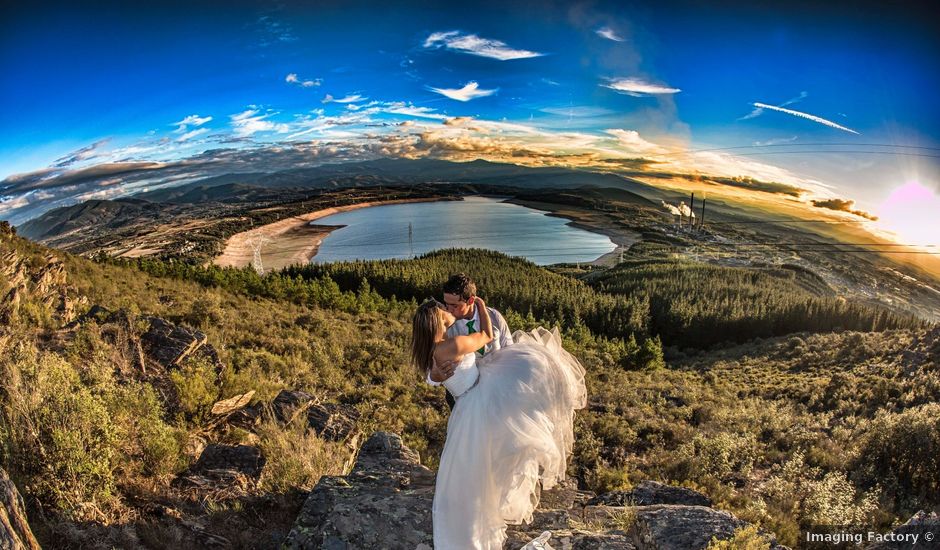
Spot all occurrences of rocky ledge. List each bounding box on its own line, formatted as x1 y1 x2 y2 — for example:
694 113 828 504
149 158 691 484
283 432 790 550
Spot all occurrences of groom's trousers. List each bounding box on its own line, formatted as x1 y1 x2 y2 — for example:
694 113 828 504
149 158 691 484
445 389 456 411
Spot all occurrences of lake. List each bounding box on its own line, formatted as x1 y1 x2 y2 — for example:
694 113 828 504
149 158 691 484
311 196 616 265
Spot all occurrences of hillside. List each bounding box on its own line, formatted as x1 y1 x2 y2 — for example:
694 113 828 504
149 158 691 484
17 198 170 241
2 222 938 548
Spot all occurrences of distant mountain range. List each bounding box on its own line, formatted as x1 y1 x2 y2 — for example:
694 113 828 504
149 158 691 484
135 158 647 203
18 158 659 241
17 198 170 241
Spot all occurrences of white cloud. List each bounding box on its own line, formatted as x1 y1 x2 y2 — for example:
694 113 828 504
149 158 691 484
286 72 321 87
781 91 808 107
752 102 859 134
173 114 212 133
737 107 764 121
0 194 30 214
176 128 210 142
230 108 290 137
423 31 544 60
383 102 448 119
52 139 111 167
596 27 625 42
428 81 498 102
602 77 681 97
323 93 367 104
605 129 668 154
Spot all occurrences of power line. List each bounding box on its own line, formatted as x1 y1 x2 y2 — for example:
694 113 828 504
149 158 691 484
697 242 935 248
702 150 940 160
705 219 873 224
658 143 940 157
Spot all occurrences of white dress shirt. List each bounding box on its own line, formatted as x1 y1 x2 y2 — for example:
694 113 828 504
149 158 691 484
426 305 514 386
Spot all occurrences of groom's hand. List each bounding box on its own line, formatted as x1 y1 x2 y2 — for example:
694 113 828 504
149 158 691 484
430 359 457 383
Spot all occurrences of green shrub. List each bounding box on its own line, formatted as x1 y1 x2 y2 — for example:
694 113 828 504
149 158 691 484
707 524 772 550
585 463 633 494
256 419 349 492
762 451 877 526
109 384 185 477
169 357 220 422
853 403 940 512
677 432 760 482
184 294 223 328
0 344 119 517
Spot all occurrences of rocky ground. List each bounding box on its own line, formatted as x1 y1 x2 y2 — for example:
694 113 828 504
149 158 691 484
4 428 939 549
282 432 940 550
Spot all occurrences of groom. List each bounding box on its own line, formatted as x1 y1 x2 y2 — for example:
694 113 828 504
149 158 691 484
428 273 514 410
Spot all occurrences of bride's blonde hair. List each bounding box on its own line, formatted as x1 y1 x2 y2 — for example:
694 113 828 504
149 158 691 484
411 299 445 382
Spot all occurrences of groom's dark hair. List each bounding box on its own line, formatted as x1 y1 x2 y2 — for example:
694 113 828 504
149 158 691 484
443 273 477 301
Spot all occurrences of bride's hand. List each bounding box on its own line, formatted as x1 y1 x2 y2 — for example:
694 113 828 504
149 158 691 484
474 296 486 310
430 359 457 383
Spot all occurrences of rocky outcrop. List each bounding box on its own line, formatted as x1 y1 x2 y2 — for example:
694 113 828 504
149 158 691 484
283 432 436 550
0 467 40 550
191 444 266 478
587 481 712 507
139 315 223 371
173 444 267 499
866 511 940 549
307 402 360 443
506 500 786 550
284 432 787 550
71 306 224 376
174 389 363 500
0 249 82 327
271 389 315 424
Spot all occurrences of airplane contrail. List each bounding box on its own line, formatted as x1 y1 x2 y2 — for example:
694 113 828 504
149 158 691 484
753 102 859 134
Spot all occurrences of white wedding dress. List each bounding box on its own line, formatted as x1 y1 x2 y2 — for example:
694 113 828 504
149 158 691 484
433 327 588 550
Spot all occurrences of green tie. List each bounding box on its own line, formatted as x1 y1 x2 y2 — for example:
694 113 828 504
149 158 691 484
466 320 485 356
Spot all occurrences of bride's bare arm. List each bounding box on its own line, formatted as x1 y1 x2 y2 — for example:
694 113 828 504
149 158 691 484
432 297 494 363
434 332 492 363
474 297 494 341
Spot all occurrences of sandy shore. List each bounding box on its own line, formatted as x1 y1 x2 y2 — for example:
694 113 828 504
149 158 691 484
213 198 447 271
507 198 642 266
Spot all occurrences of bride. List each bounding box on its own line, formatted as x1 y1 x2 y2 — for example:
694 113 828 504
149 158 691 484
411 297 588 549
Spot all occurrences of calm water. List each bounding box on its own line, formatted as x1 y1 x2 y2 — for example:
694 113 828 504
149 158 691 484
311 196 616 265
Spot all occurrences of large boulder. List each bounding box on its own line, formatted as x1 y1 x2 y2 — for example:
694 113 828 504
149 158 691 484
139 315 222 370
173 444 266 498
0 467 40 550
283 432 435 550
271 389 315 424
190 444 266 478
628 504 754 550
306 402 360 443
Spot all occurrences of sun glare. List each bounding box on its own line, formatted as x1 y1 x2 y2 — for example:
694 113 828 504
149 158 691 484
876 181 940 248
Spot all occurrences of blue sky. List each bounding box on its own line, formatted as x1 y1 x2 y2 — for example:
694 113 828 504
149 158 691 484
2 0 939 241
